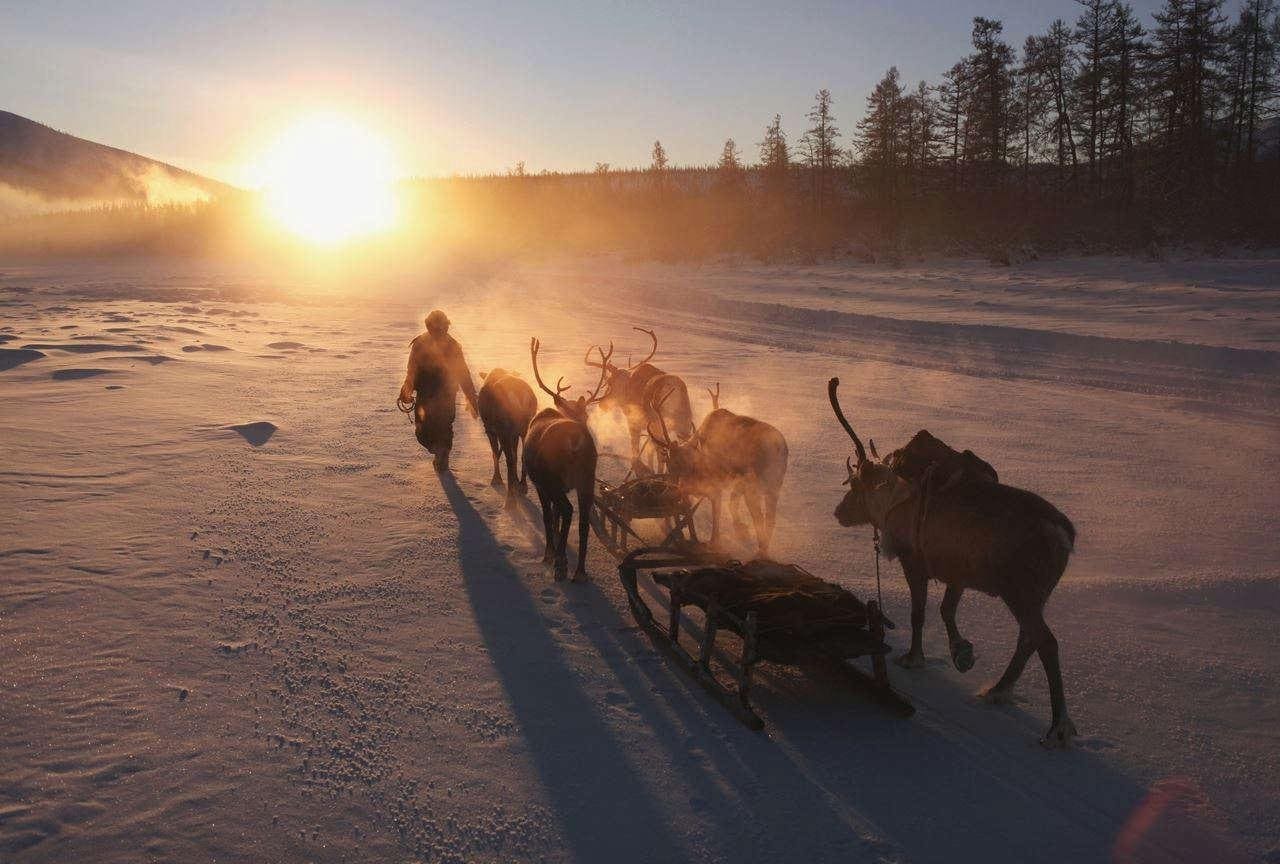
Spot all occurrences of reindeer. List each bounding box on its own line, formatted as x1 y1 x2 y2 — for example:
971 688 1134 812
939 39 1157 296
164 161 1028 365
586 327 694 470
523 338 611 581
828 377 1078 747
477 368 538 508
650 388 788 558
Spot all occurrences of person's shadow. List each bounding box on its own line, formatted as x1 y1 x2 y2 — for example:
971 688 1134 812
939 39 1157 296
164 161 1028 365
439 473 685 862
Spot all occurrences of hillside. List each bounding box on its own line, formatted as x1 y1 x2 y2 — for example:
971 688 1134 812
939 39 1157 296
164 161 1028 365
0 111 232 214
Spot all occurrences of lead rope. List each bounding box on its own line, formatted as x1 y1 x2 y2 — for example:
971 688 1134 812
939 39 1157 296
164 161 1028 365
872 526 884 610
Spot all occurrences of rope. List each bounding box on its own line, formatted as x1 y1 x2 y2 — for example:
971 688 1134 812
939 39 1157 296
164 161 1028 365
872 526 884 610
396 395 416 422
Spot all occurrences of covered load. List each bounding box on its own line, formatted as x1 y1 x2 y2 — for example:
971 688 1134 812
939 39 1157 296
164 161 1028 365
653 560 891 664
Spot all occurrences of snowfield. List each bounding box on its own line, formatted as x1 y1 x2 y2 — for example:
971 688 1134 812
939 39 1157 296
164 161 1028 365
1 254 1276 863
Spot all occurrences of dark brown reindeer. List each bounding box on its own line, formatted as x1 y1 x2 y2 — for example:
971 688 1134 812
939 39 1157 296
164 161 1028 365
587 327 694 470
523 338 610 581
477 368 538 509
828 377 1078 747
651 388 788 558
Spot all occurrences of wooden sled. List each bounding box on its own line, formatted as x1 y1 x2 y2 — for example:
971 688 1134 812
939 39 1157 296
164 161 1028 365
588 475 704 558
617 548 915 730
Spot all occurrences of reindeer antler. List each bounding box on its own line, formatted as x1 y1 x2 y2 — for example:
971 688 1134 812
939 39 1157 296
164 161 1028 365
828 377 868 465
706 382 720 409
583 343 615 404
628 327 657 369
583 341 615 370
531 337 571 405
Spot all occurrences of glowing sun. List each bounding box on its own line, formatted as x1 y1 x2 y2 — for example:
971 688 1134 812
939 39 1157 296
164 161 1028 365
255 114 400 243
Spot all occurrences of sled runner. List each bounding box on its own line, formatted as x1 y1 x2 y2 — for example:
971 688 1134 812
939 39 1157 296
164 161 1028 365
617 548 915 730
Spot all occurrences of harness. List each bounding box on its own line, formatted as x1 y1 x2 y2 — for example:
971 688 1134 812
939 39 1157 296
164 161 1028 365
913 463 937 583
872 461 938 598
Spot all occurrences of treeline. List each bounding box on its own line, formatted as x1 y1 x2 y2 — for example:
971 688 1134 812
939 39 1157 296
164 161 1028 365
427 0 1280 260
844 0 1280 251
3 0 1277 263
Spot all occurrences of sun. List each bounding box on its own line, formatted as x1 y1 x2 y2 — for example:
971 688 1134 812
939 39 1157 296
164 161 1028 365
254 113 400 244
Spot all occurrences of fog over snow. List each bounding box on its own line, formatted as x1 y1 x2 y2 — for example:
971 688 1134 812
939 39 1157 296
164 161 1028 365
1 254 1276 863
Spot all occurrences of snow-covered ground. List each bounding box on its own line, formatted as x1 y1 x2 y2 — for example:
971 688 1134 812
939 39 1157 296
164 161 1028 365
1 254 1276 863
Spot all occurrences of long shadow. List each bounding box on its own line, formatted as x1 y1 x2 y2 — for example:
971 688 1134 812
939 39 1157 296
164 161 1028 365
449 473 1148 862
555 582 899 862
440 473 685 862
560 566 1149 864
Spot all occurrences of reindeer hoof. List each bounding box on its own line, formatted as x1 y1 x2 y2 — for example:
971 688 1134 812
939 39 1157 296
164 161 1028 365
572 570 589 583
950 639 975 673
490 476 504 488
894 651 926 669
504 496 518 512
1040 715 1078 749
554 561 568 581
977 684 1014 705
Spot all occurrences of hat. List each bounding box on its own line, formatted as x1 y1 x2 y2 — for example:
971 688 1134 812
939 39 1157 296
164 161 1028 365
425 309 450 331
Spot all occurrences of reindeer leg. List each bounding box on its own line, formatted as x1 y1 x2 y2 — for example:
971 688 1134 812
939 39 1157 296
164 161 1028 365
940 584 975 672
979 626 1035 704
729 487 753 541
503 437 520 510
516 436 529 494
895 566 928 668
487 431 502 486
535 487 555 565
554 493 572 581
574 485 592 581
708 492 723 548
740 486 768 560
1033 616 1076 748
980 604 1076 744
763 487 779 559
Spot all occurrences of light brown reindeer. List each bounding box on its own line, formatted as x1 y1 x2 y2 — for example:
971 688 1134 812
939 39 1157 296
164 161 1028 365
587 327 694 471
828 377 1078 747
650 386 788 558
523 338 611 581
477 368 538 509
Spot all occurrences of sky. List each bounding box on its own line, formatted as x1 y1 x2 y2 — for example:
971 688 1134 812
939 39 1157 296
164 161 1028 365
2 0 1170 185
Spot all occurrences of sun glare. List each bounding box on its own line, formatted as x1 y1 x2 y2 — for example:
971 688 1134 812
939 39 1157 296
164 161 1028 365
255 114 400 244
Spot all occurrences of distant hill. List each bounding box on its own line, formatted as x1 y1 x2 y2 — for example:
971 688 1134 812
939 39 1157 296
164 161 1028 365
0 110 233 215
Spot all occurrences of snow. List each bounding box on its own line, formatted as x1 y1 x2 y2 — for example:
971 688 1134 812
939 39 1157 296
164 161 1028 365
0 254 1276 863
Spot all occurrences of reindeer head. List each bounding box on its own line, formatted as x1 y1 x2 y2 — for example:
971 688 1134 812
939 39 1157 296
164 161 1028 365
645 389 704 481
587 326 658 413
829 377 911 529
531 337 612 423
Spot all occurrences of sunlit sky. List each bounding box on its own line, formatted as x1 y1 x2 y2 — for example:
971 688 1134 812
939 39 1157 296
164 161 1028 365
3 0 1166 185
